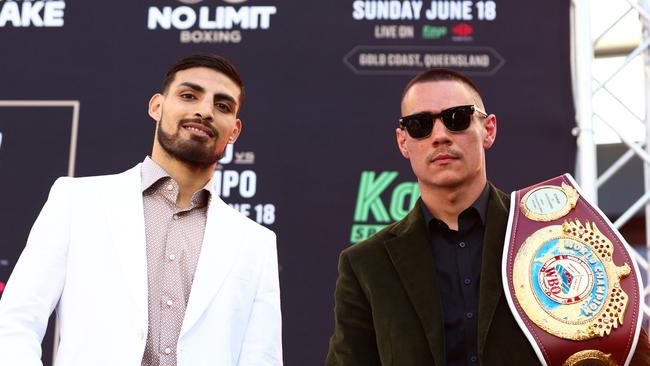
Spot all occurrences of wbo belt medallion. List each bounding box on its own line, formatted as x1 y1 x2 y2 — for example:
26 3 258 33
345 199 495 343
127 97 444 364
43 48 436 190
513 219 630 340
503 174 643 366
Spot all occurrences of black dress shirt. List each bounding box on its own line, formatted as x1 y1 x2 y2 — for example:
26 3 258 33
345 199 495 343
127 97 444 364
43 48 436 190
420 185 490 366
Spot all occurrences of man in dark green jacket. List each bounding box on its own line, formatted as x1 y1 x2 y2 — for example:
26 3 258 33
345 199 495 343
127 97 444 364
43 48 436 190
326 68 538 365
325 69 649 365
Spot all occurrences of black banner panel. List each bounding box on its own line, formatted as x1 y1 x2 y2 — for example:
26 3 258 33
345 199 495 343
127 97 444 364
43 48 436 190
0 0 574 365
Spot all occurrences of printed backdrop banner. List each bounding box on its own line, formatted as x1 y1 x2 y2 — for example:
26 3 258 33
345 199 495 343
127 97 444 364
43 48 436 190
0 0 574 364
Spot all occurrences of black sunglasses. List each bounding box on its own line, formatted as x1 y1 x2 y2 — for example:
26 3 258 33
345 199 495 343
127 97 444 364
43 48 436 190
399 105 488 139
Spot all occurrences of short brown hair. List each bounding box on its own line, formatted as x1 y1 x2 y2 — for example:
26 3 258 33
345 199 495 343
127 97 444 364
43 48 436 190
402 68 484 107
162 54 244 106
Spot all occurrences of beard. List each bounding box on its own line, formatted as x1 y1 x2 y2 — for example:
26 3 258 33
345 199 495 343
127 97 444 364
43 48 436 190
156 112 226 168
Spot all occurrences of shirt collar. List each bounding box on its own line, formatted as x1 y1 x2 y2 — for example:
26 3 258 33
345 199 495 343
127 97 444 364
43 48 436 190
141 156 170 192
472 183 490 224
140 156 215 200
419 183 490 230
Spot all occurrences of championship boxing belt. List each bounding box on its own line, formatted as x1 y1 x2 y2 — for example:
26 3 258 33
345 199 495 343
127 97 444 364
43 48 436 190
502 174 644 366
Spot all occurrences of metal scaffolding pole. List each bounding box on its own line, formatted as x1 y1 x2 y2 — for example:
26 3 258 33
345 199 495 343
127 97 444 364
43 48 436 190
573 0 598 203
643 0 650 314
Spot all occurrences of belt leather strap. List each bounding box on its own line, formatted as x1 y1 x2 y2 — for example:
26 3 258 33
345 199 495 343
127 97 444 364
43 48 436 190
502 174 643 366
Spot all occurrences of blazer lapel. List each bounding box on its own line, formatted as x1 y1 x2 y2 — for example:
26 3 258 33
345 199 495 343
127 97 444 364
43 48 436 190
180 196 241 336
105 164 149 323
384 207 446 366
477 185 510 357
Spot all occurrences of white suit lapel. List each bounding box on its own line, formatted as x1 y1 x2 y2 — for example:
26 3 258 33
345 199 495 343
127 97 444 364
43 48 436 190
181 196 242 336
105 164 149 323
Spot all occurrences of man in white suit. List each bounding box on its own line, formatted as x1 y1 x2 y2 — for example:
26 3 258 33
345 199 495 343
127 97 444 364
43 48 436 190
0 54 282 366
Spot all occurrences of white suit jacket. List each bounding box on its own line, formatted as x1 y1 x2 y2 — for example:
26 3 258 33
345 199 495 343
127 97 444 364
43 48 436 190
0 164 283 366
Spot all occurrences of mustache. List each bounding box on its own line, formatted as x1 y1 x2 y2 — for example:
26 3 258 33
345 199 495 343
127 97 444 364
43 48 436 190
426 147 463 162
179 117 218 137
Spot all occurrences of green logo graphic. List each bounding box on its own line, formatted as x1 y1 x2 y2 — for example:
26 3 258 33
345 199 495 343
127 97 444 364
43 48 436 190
422 25 447 39
350 171 419 243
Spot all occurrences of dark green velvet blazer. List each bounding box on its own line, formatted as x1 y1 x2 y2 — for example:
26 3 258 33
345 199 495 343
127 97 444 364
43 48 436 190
325 184 540 365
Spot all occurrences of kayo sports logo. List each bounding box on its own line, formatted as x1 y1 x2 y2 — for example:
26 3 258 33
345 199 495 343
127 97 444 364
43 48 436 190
350 171 419 243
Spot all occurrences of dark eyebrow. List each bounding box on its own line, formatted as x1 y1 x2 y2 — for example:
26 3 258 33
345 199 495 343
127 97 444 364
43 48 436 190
179 81 205 93
178 82 237 106
213 92 237 106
